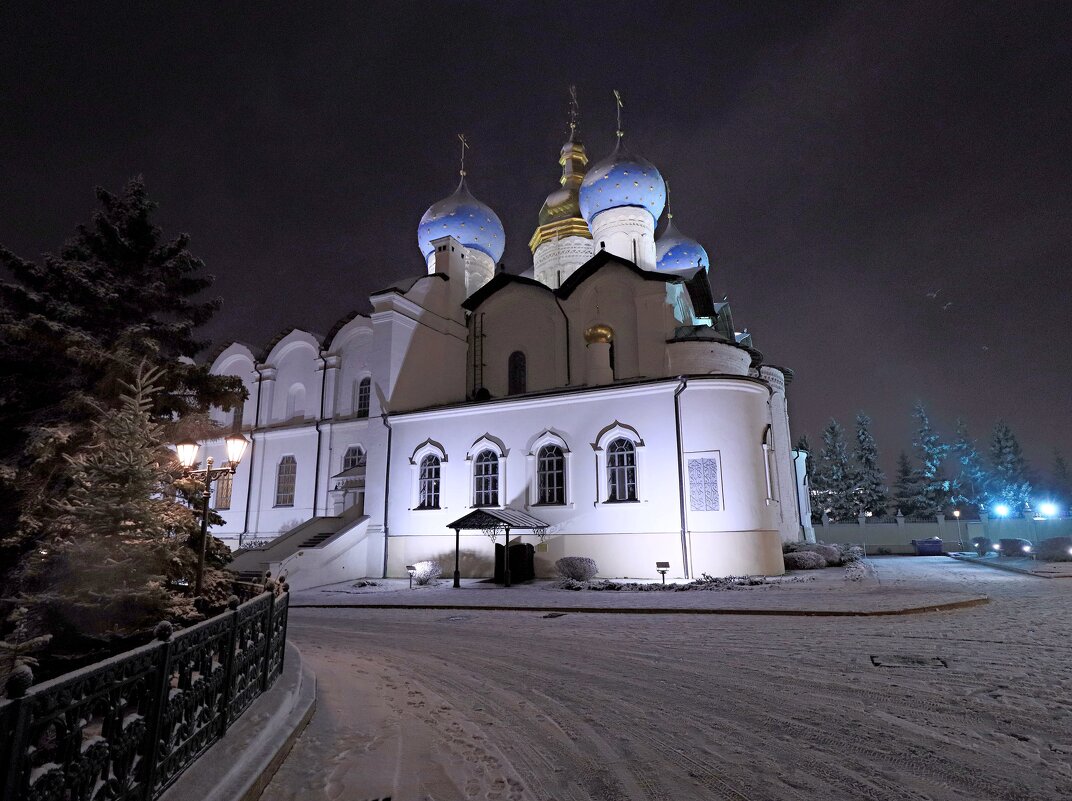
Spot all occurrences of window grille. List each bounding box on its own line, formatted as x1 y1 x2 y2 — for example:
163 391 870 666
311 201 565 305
606 438 637 501
473 450 499 507
275 456 297 507
214 472 233 510
418 454 441 509
688 457 721 511
537 444 565 505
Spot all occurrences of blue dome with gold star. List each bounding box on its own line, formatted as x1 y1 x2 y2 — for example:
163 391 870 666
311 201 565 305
418 177 505 262
578 140 666 225
656 218 710 271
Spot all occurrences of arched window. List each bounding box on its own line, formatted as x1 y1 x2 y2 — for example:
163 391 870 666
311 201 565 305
508 351 526 395
356 377 371 418
214 472 233 511
536 444 565 505
275 456 297 507
285 384 305 420
418 454 441 509
473 449 499 507
342 445 366 471
606 438 637 502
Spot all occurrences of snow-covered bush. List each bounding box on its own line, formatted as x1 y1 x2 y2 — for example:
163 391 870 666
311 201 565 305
556 557 598 581
1037 536 1072 562
411 560 442 585
783 551 827 570
783 542 861 566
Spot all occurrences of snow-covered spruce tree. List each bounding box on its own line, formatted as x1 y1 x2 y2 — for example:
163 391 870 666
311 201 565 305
0 179 244 611
22 365 232 661
892 451 922 517
910 402 951 516
950 419 990 514
852 412 887 515
989 420 1032 516
813 419 857 521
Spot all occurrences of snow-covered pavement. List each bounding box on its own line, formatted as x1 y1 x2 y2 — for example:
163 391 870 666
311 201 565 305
261 558 1072 800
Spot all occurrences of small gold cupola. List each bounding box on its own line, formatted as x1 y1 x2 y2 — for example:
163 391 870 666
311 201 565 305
529 87 594 253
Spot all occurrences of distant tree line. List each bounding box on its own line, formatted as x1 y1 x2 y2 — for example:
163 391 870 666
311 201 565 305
797 403 1070 522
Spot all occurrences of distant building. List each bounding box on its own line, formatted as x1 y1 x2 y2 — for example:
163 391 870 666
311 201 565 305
213 108 808 588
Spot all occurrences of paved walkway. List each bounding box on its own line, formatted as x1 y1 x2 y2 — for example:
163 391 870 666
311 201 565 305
263 557 1072 801
290 557 989 616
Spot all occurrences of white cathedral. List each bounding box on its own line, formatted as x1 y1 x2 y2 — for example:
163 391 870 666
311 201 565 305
216 104 815 590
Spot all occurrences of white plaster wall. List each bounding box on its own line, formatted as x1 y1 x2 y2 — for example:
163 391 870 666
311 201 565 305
667 341 751 376
266 335 320 424
589 207 657 270
328 320 374 417
470 283 568 396
382 377 785 579
761 366 801 543
678 379 785 576
533 236 594 288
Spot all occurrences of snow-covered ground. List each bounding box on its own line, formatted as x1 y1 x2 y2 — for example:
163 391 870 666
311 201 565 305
261 557 1072 800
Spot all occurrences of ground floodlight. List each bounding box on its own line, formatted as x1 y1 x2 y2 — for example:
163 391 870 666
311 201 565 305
406 564 416 589
994 542 1002 550
1023 545 1032 553
656 561 670 585
1039 502 1058 518
993 503 1010 518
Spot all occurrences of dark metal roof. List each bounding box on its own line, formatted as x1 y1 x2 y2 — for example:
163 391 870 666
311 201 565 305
445 508 550 530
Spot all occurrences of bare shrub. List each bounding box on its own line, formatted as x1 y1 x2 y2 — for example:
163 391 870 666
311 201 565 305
412 560 442 585
783 550 827 570
555 557 598 581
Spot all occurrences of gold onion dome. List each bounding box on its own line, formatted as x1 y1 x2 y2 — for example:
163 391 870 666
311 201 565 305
584 324 614 344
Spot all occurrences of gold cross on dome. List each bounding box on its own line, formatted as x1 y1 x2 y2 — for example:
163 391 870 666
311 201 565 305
613 89 623 138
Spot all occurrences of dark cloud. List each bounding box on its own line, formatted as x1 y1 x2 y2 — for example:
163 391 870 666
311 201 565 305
2 1 1069 475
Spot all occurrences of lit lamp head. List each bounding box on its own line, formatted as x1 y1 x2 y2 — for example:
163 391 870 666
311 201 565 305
953 509 961 519
1039 502 1058 518
993 503 1010 518
224 433 250 470
176 439 200 470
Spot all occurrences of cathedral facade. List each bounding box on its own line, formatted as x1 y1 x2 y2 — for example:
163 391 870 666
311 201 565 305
213 111 812 589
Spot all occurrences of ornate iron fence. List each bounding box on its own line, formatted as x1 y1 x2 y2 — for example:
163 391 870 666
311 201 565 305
0 590 289 801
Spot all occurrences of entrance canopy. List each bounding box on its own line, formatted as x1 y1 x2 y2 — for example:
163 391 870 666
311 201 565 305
445 508 550 531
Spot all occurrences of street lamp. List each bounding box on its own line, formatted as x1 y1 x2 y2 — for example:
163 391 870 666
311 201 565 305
952 509 963 549
177 433 249 596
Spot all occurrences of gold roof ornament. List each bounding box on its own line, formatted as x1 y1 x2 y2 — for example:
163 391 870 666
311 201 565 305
584 323 614 344
529 85 594 253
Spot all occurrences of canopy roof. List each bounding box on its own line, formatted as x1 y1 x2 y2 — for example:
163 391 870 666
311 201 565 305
445 508 550 530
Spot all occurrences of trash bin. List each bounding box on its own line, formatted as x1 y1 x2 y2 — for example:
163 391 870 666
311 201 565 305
911 538 944 556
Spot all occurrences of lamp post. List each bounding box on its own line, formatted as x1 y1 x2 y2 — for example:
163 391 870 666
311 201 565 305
176 433 249 596
953 509 963 549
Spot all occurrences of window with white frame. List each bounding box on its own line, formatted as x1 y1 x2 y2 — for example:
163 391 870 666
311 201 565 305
762 425 776 501
606 438 637 501
214 472 233 511
275 456 297 507
473 449 499 507
356 377 371 418
536 444 565 505
418 454 441 509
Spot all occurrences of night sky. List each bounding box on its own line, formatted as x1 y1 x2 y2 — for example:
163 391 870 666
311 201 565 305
2 2 1070 478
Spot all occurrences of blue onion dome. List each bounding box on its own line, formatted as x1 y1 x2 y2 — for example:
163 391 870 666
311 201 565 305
417 177 505 262
578 139 666 224
656 217 710 271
